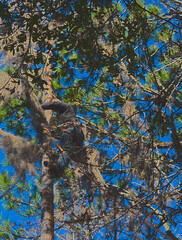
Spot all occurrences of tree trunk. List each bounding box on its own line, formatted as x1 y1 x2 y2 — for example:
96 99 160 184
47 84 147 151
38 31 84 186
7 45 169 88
41 154 54 240
41 55 54 240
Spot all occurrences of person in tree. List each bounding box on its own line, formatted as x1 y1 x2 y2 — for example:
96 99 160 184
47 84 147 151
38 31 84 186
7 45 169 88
41 100 84 175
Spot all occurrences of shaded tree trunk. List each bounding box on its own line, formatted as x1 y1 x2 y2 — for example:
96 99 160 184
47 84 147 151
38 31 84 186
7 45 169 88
41 154 54 240
41 55 54 240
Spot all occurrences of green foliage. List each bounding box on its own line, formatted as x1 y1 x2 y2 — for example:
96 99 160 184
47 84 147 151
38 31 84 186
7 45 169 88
4 67 18 77
0 106 8 122
0 98 30 136
0 0 181 239
148 4 161 15
157 25 173 42
52 79 62 90
0 172 10 189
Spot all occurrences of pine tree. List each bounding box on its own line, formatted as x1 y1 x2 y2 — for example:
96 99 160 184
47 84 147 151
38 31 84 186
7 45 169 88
0 0 181 239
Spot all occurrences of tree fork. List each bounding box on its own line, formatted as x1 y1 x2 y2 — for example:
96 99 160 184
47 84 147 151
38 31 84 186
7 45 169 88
41 54 54 240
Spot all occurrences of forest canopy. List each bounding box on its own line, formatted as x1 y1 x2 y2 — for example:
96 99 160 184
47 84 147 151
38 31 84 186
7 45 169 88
0 0 181 239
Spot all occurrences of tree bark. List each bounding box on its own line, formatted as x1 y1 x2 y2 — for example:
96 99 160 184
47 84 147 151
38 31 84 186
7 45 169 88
41 54 54 240
41 154 54 240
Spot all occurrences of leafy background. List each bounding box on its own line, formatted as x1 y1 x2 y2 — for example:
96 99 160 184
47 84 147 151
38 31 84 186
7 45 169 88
0 0 181 239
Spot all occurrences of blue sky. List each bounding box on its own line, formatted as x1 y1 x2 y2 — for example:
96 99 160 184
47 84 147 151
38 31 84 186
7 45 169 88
0 0 181 238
